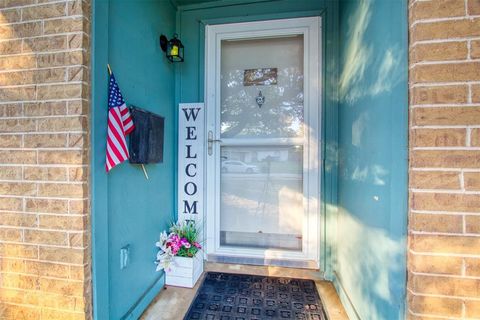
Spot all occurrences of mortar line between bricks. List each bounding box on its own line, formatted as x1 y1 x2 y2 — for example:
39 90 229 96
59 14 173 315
468 39 472 60
411 81 480 88
0 48 90 62
0 31 91 43
0 0 80 10
411 230 480 238
0 196 88 200
0 179 86 184
411 209 480 216
0 163 87 167
469 83 474 103
0 13 85 26
0 300 88 313
0 270 86 282
407 288 470 302
410 59 480 68
0 180 88 185
4 225 89 232
410 188 480 194
0 239 88 249
411 103 480 108
409 251 480 259
0 114 88 120
466 128 473 147
0 61 90 71
407 290 480 302
0 131 87 135
0 211 87 217
0 86 89 94
0 147 86 151
411 37 480 46
412 146 480 150
0 48 87 59
0 81 88 89
0 288 90 302
0 256 90 266
0 74 89 85
411 125 480 129
411 15 480 27
408 310 462 320
0 300 87 314
0 98 89 105
19 14 92 25
0 195 88 200
410 168 466 172
410 271 480 280
410 211 480 217
409 250 480 258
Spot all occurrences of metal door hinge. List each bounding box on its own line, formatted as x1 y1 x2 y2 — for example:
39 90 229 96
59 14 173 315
207 130 221 155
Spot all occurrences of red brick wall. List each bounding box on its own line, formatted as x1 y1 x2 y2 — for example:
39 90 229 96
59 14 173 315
0 0 91 319
409 0 480 318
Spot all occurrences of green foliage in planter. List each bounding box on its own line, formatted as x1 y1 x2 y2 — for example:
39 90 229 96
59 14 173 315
169 221 202 257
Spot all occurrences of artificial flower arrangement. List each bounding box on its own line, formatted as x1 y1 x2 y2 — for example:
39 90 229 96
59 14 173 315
155 220 202 272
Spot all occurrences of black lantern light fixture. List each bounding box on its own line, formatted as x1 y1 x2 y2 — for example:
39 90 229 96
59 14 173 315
160 34 184 63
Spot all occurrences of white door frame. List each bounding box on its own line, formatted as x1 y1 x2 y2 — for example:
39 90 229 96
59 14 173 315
204 17 322 268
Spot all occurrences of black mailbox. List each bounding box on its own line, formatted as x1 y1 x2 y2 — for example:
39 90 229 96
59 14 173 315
128 106 164 164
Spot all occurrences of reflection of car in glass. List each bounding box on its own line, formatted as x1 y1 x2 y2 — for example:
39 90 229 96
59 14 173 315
221 160 259 174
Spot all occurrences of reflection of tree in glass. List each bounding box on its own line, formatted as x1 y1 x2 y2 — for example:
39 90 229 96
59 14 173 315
221 67 304 138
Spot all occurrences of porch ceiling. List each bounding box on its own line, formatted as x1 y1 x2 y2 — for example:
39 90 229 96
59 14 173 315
172 0 222 6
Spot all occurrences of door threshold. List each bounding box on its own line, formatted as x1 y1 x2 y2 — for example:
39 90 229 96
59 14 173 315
206 254 319 270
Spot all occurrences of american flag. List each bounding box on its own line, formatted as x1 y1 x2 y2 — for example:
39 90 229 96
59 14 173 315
105 73 135 172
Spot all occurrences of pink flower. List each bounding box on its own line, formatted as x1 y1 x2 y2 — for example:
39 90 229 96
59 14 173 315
193 242 202 249
166 234 182 255
170 234 180 243
180 238 191 248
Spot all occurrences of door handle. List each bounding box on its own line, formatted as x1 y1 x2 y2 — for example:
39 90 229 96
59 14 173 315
207 131 221 155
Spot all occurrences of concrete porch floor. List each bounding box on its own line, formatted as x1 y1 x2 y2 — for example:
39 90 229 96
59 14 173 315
141 262 349 320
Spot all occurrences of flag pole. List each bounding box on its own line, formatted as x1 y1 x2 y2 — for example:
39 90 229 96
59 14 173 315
141 164 149 180
107 64 149 180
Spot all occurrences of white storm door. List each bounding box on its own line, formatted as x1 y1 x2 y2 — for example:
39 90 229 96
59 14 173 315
205 17 321 268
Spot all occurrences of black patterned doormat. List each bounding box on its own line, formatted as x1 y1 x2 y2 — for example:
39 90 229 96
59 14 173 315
183 272 328 320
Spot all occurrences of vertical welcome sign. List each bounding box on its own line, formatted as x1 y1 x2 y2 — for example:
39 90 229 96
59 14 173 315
178 103 204 224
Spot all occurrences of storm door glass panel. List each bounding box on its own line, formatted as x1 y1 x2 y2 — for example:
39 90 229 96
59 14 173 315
219 35 304 251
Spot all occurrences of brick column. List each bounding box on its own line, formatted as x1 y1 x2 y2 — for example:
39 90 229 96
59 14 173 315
409 0 480 318
0 0 91 319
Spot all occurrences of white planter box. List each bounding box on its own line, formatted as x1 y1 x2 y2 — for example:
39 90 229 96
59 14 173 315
165 254 203 288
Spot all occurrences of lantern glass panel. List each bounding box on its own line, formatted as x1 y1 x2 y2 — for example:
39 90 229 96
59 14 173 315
166 38 184 62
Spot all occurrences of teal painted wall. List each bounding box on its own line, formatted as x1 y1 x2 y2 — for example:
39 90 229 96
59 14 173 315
336 0 408 319
92 0 176 318
91 0 409 319
176 0 340 277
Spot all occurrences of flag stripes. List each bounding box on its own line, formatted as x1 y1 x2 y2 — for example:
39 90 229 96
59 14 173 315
106 72 134 172
121 105 134 134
